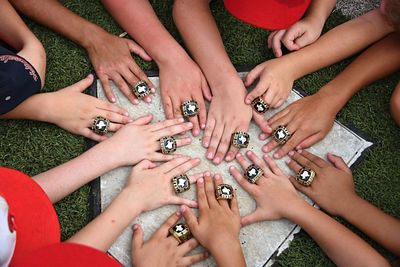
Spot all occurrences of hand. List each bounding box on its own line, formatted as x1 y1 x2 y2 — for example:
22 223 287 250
286 150 357 216
159 55 212 137
261 93 336 159
105 115 194 166
125 157 202 212
229 151 301 226
131 212 208 267
180 173 241 254
203 80 252 164
86 32 155 104
267 18 324 57
45 74 131 142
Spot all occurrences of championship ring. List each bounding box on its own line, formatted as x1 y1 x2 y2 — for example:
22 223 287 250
273 125 291 145
169 223 192 244
251 97 269 114
172 174 190 193
216 184 234 200
244 164 264 184
296 167 315 186
181 100 199 117
231 131 250 148
160 136 177 154
132 80 150 99
91 116 110 135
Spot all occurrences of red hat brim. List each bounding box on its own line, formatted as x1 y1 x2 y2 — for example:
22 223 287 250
15 243 121 267
0 168 60 266
224 0 311 30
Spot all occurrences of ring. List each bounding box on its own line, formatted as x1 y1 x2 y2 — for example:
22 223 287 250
215 184 234 200
181 100 199 117
160 136 177 154
91 116 110 135
273 125 291 145
169 223 192 244
172 174 190 193
231 131 250 148
296 167 315 186
244 164 264 184
132 80 151 99
252 97 270 114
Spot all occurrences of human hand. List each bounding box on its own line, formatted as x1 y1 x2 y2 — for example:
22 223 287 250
131 212 208 267
86 32 155 104
261 93 336 159
45 74 131 142
229 151 301 226
286 150 357 216
180 173 241 255
125 157 202 212
268 18 324 57
105 115 194 166
159 56 212 137
203 79 252 164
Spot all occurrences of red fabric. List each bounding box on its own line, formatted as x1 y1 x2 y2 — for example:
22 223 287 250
224 0 311 30
0 168 60 266
15 243 122 267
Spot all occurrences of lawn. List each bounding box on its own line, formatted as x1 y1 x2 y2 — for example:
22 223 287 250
1 0 399 266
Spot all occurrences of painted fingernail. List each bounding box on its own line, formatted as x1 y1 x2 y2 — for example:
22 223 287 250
288 151 294 156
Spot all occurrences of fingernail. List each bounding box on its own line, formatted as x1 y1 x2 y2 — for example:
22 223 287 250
176 211 181 216
205 171 210 176
296 145 302 150
207 152 213 159
236 153 242 158
194 129 200 136
198 178 204 184
111 97 116 103
245 99 251 104
259 133 267 140
225 155 231 161
201 124 206 129
180 206 187 212
298 149 303 154
133 224 139 230
177 118 184 123
273 153 280 159
187 122 193 127
285 159 291 164
288 151 294 156
124 112 129 116
203 141 209 147
133 99 139 104
246 150 252 156
215 174 221 180
262 146 269 153
213 157 220 164
128 118 133 123
229 166 235 170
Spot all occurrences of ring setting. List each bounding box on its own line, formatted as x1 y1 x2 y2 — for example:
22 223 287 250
160 136 177 154
172 174 190 193
169 223 192 244
181 100 199 117
132 80 150 99
231 131 250 148
216 184 234 200
296 167 315 186
91 116 110 135
273 125 291 145
252 97 269 114
244 164 264 184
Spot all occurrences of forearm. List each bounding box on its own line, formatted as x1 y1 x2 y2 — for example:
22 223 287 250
211 241 246 267
287 201 389 267
339 195 400 256
315 33 400 113
33 140 122 203
173 0 242 92
303 0 336 29
0 93 52 121
67 188 142 251
102 0 186 64
284 9 394 79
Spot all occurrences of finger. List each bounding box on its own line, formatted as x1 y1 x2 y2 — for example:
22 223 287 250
214 174 229 208
262 83 277 106
131 114 153 125
293 32 312 49
149 152 183 162
96 109 132 124
247 76 272 106
135 159 157 170
296 132 324 150
155 211 181 239
241 209 264 226
119 66 140 88
131 224 144 250
271 30 286 57
213 127 233 164
154 122 194 139
162 95 175 120
235 152 252 171
245 150 271 176
268 108 291 126
82 128 107 142
98 74 116 103
289 176 312 195
244 67 264 100
201 75 212 102
196 177 208 210
261 139 280 153
167 158 201 177
107 122 123 132
126 39 152 61
327 153 352 174
285 157 303 174
273 131 304 159
229 165 257 192
187 114 201 137
263 154 284 176
180 252 209 267
188 172 204 184
206 123 224 161
111 72 139 104
230 192 240 215
180 205 198 234
204 174 218 208
252 111 272 134
152 117 185 131
298 149 329 168
171 97 184 119
95 99 130 117
267 30 278 49
290 150 320 171
178 236 199 255
158 157 191 173
202 117 215 148
282 28 302 51
70 74 94 93
170 196 198 208
225 126 247 162
196 94 207 131
128 62 155 91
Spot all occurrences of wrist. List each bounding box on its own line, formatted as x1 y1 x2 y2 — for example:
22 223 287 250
210 74 246 96
210 237 243 262
283 198 313 222
314 84 350 114
336 193 363 219
118 188 144 216
81 25 110 51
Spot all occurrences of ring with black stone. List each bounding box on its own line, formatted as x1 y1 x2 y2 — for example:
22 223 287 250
296 167 315 186
244 164 264 184
160 136 177 154
172 174 190 194
181 100 199 118
91 116 110 135
251 96 270 114
273 125 291 145
231 131 250 148
169 223 192 244
215 184 234 200
132 80 151 99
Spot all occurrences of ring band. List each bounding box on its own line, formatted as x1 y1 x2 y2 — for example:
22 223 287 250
132 80 151 99
215 184 234 200
231 131 250 148
169 223 192 244
296 167 315 186
91 116 110 135
273 125 291 145
244 164 264 184
172 174 190 193
181 100 199 117
252 97 270 114
160 136 177 154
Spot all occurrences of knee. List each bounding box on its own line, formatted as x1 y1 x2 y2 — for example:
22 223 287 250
390 81 400 126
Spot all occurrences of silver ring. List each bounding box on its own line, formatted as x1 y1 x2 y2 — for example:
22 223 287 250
91 116 110 135
244 164 263 184
132 80 150 99
273 125 291 145
160 136 177 154
216 184 234 200
172 174 190 193
296 167 315 186
169 223 192 244
231 131 250 148
181 100 199 117
252 96 270 114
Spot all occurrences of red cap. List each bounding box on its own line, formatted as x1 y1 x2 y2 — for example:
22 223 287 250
14 243 121 267
224 0 311 30
0 168 60 266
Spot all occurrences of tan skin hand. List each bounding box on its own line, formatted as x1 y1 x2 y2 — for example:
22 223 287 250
87 32 155 104
286 150 356 216
262 93 336 159
131 212 208 267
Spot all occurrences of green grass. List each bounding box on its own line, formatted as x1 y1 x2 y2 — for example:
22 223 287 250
0 0 399 265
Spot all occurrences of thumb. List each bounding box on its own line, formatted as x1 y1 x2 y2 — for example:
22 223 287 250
131 114 153 125
327 153 352 174
293 32 313 49
68 74 94 92
244 64 264 87
126 39 152 61
241 209 264 227
131 224 144 250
